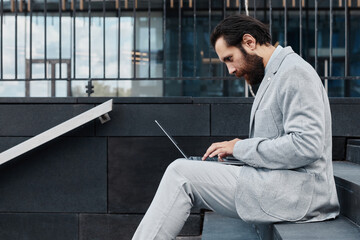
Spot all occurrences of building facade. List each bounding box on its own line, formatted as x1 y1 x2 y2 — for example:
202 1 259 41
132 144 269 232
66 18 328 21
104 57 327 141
0 0 359 97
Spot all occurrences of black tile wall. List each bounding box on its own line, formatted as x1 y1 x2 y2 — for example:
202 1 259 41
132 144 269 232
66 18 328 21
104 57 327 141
0 137 107 212
96 104 210 136
211 104 251 136
108 137 185 213
331 104 360 137
333 137 346 160
0 213 78 240
0 104 95 137
0 97 358 240
79 214 201 240
108 136 236 213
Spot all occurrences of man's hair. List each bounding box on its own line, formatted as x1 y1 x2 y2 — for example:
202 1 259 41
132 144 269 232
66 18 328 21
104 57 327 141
210 14 271 49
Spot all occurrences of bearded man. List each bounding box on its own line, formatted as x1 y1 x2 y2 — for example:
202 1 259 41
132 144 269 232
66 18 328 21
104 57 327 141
132 14 339 240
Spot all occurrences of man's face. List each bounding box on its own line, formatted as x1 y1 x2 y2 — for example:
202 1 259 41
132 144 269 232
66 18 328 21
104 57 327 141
215 37 265 86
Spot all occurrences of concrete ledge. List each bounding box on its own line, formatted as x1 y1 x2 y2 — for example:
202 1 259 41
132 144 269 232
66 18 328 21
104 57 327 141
202 212 259 240
273 217 360 240
346 140 360 164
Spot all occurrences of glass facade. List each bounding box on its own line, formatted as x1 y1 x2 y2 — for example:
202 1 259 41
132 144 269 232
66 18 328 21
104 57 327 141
0 0 359 97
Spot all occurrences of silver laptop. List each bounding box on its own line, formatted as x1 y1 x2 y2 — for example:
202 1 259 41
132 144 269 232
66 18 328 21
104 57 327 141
155 120 244 166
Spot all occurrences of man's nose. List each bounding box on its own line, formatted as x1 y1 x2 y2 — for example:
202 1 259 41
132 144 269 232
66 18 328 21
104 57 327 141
227 65 236 75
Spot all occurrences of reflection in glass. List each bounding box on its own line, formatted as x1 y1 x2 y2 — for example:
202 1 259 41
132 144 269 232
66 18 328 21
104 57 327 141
0 3 359 98
75 14 89 79
3 16 16 79
91 16 104 79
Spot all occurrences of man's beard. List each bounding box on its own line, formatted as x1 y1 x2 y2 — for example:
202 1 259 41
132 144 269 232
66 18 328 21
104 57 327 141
236 47 265 86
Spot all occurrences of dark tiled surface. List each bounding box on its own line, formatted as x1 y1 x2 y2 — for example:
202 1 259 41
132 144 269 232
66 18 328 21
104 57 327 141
108 137 179 213
0 98 359 240
202 212 259 240
79 214 201 240
0 213 78 240
80 214 141 240
108 136 234 213
0 104 95 137
96 104 210 136
273 216 360 240
331 104 360 137
333 137 346 160
0 137 107 212
211 104 251 136
334 161 360 226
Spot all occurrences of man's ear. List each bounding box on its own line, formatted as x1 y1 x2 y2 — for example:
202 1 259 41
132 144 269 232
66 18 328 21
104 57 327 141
242 34 257 51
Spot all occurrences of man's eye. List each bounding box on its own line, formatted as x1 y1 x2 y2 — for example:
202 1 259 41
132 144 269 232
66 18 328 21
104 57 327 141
225 57 231 62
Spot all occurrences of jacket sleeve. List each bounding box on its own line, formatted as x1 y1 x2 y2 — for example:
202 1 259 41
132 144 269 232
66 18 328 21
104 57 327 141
233 65 327 170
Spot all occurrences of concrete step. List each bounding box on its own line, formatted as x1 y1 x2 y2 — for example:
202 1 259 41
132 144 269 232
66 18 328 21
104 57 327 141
202 212 259 240
333 161 360 226
273 216 360 240
200 161 360 240
176 236 202 240
346 139 360 164
201 212 360 240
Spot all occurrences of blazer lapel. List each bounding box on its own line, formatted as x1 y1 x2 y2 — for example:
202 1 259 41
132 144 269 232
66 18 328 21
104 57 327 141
249 74 272 136
248 47 295 136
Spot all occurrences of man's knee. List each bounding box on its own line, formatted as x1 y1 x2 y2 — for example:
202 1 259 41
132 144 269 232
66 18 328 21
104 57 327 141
165 158 188 176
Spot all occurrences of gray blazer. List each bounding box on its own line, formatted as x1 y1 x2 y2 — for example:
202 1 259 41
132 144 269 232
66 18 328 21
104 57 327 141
233 46 340 223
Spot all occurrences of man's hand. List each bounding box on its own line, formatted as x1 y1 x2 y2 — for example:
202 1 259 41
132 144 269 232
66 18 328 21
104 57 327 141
202 138 241 161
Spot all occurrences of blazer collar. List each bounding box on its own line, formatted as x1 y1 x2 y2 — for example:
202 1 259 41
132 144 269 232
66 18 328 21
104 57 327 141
249 46 295 136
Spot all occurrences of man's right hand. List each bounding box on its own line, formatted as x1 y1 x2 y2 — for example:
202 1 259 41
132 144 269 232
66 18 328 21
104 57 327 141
202 138 241 161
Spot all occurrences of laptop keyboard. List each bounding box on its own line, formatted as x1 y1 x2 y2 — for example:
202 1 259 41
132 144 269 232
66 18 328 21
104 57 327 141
188 156 245 166
189 156 219 161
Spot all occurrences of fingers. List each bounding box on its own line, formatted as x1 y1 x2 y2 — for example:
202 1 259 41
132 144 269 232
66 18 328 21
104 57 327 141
202 142 228 160
202 139 240 161
218 152 227 161
202 142 221 160
209 148 225 158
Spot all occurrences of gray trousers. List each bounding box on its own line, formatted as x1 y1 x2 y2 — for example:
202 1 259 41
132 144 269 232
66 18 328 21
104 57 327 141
132 158 244 240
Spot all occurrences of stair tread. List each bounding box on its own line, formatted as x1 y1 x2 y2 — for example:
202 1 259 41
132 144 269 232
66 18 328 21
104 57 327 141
201 212 259 240
274 216 360 240
333 161 360 185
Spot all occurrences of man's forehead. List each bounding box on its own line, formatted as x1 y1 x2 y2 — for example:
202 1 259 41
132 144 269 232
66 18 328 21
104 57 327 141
215 37 228 52
215 37 240 61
